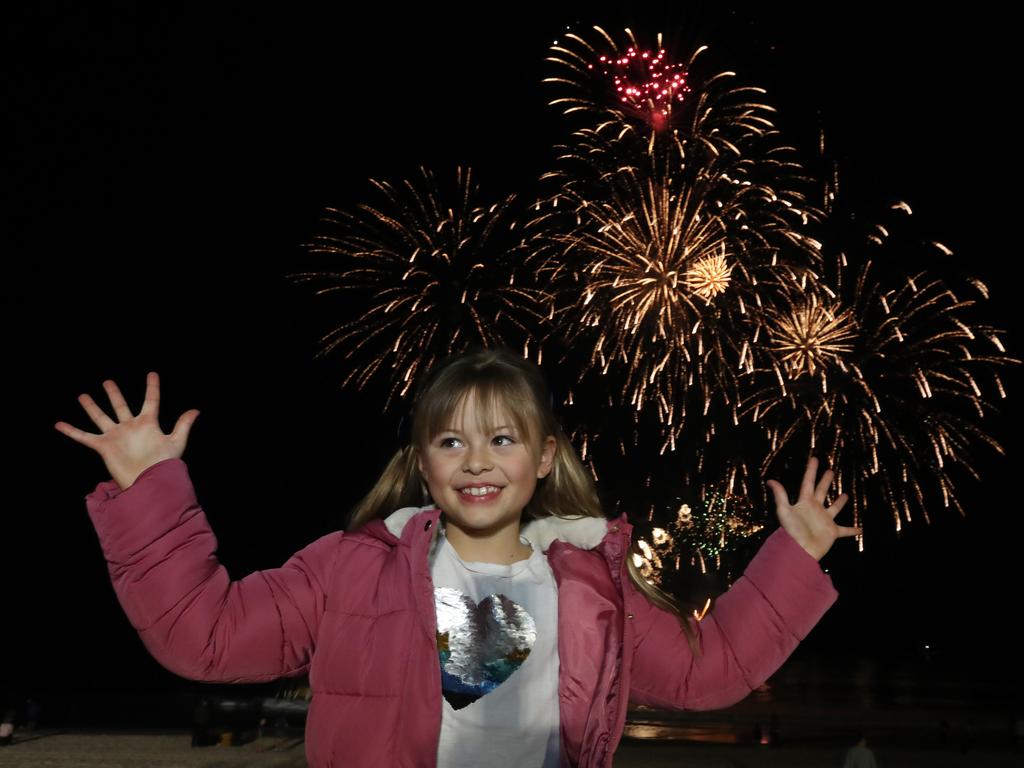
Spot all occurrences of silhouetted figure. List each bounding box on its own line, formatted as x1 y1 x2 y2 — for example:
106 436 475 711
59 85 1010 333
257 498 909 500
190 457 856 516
23 698 40 731
191 698 215 747
843 733 878 768
963 719 976 752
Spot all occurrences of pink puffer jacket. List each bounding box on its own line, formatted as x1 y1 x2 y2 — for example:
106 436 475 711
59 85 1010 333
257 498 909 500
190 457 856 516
85 458 837 767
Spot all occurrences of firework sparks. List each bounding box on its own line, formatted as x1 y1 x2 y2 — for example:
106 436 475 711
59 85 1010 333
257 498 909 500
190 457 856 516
588 39 691 131
632 484 765 584
285 23 1018 563
676 490 765 573
287 166 552 406
533 27 824 454
684 250 734 302
545 25 788 150
767 298 858 378
745 207 1019 541
529 117 822 453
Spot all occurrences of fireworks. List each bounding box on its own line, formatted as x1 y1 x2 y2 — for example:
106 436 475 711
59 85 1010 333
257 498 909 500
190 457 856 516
544 26 696 132
290 22 1017 551
766 298 858 378
287 166 552 407
676 489 764 573
632 482 766 585
530 69 822 453
684 251 734 302
532 26 824 454
744 206 1019 541
587 38 691 132
545 25 792 153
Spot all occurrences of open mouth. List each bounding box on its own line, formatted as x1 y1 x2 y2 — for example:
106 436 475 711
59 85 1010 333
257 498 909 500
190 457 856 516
458 485 503 501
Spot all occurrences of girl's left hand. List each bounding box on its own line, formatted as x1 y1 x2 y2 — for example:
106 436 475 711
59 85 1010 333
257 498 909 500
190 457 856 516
766 456 860 561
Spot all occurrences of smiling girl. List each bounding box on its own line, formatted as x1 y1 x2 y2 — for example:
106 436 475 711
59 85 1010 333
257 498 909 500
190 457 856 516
56 347 857 767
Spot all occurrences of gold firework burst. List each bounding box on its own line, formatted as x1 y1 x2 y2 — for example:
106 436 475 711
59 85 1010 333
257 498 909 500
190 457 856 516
745 207 1019 543
768 299 858 378
530 123 822 453
288 166 551 406
684 250 734 302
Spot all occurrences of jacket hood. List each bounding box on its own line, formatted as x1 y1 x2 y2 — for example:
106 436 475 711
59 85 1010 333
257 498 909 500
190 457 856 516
381 505 612 552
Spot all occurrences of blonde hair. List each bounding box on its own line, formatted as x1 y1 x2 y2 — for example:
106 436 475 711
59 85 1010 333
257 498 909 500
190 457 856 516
348 347 695 641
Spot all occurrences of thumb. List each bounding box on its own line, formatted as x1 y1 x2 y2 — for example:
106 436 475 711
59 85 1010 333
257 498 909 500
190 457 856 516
170 409 200 445
765 479 790 511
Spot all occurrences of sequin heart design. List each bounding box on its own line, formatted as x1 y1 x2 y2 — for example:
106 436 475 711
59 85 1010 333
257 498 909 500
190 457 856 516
434 587 536 710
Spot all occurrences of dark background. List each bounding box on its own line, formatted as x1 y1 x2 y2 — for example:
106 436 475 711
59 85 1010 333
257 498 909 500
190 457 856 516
7 2 1021 722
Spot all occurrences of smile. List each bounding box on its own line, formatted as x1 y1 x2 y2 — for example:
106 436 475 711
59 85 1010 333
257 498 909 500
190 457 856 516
458 486 502 500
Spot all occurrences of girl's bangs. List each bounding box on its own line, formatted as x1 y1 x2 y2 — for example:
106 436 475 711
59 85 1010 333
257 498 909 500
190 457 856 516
416 376 541 449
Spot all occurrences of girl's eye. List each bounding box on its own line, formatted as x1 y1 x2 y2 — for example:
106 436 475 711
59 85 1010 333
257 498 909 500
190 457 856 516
439 437 463 449
493 435 515 446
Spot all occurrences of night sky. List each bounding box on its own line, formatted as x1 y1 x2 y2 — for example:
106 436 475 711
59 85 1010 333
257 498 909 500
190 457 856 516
8 2 1021 715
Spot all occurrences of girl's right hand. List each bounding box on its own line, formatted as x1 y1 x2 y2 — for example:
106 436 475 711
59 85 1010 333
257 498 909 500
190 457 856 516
54 372 200 491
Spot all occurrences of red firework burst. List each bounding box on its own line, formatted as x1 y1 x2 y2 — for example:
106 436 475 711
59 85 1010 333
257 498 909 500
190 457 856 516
587 43 691 131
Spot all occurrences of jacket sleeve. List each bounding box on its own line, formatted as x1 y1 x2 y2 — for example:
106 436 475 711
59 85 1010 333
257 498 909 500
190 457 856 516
627 527 838 710
84 457 341 684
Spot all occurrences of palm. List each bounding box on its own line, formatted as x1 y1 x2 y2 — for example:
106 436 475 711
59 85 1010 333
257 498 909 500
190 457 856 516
54 372 199 491
766 457 860 561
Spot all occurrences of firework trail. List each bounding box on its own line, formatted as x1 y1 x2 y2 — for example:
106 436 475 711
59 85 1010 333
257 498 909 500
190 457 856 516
744 204 1019 543
287 166 553 407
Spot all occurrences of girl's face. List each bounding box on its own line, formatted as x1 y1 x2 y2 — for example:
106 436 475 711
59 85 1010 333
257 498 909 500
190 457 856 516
417 389 555 539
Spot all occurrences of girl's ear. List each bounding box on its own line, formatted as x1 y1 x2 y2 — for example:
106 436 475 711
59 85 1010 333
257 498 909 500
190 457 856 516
537 435 557 479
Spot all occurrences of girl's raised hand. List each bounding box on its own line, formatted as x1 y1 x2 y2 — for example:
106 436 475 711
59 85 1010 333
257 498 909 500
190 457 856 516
766 456 860 561
54 372 199 491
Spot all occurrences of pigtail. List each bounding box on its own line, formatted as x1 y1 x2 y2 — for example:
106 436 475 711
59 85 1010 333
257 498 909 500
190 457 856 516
625 542 700 652
347 444 425 531
532 429 698 646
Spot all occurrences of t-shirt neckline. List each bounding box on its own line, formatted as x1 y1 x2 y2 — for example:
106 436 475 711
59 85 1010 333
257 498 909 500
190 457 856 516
439 527 539 578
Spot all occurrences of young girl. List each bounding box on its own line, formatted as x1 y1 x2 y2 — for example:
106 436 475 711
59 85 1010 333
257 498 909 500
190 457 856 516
55 348 857 767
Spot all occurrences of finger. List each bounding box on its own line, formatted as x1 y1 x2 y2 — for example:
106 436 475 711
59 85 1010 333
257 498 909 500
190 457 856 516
170 409 199 445
835 525 862 538
78 393 117 432
827 493 849 518
103 379 134 422
799 456 819 500
814 468 834 502
140 371 161 418
765 479 791 511
54 421 99 449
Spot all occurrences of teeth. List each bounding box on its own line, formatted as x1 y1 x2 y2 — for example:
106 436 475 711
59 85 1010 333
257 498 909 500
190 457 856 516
460 486 500 496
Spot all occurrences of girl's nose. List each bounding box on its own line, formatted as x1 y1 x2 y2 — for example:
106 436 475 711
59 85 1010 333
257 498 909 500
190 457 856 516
463 446 493 473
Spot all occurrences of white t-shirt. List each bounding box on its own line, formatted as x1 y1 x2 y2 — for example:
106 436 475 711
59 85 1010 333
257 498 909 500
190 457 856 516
432 527 561 767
